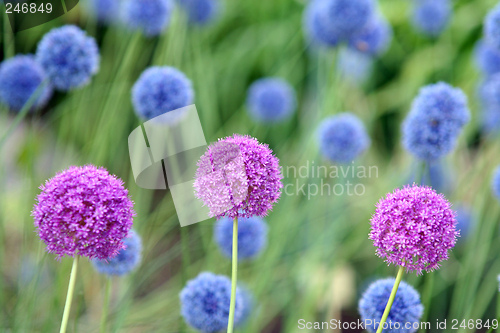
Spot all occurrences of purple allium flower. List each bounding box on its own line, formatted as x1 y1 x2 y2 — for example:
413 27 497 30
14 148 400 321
177 0 220 25
337 47 373 84
132 66 194 121
246 78 297 123
348 14 393 56
359 278 423 333
485 3 500 51
36 25 100 91
0 55 53 111
122 0 173 36
411 0 451 38
194 134 283 219
402 82 470 161
92 230 142 276
214 216 268 260
32 165 135 260
180 272 246 333
369 185 458 274
474 40 500 77
88 0 120 23
317 112 371 164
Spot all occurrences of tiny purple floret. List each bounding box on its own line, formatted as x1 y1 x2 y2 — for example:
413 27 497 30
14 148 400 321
32 165 135 260
369 185 458 274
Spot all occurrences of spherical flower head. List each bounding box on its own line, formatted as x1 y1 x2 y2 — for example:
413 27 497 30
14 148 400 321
337 47 373 85
402 82 470 161
304 0 341 47
317 112 371 164
369 185 458 274
492 165 500 200
88 0 120 23
411 0 451 38
180 272 245 333
122 0 173 36
246 78 297 123
454 205 473 242
474 39 500 77
32 165 135 260
214 216 268 260
0 55 53 111
348 14 393 56
36 25 100 91
91 230 142 276
132 66 194 121
194 134 283 219
177 0 220 25
359 278 423 333
485 3 500 51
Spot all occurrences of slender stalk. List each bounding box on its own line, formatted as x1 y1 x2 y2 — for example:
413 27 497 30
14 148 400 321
376 266 405 333
415 161 427 186
227 217 238 333
3 10 14 59
100 277 112 333
60 256 79 333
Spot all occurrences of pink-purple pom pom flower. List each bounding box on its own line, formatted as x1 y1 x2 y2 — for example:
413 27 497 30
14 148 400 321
32 165 135 260
194 134 282 219
369 185 458 274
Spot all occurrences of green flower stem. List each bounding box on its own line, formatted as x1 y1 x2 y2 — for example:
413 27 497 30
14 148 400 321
376 265 405 333
59 256 79 333
227 217 238 333
3 10 14 59
100 277 112 333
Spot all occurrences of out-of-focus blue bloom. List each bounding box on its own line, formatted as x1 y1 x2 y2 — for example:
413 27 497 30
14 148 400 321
122 0 173 36
177 0 220 25
454 204 472 241
304 0 374 47
477 77 500 134
492 165 500 200
92 230 142 276
180 272 245 333
88 0 120 23
132 66 194 120
402 82 470 161
0 55 53 111
485 3 500 51
36 25 100 91
359 278 424 333
337 47 373 85
317 112 371 163
411 0 451 38
246 78 297 123
474 40 500 77
214 216 268 260
348 14 392 56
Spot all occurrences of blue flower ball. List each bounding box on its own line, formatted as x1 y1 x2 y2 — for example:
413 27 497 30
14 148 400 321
348 15 392 56
337 48 373 84
454 204 472 241
485 3 500 51
474 40 500 77
214 216 268 260
402 82 470 161
246 78 297 123
317 112 371 163
358 278 424 333
36 25 100 91
0 55 53 111
411 0 451 38
88 0 120 23
132 66 194 120
92 230 142 276
180 272 245 333
122 0 173 36
177 0 220 25
304 0 341 47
